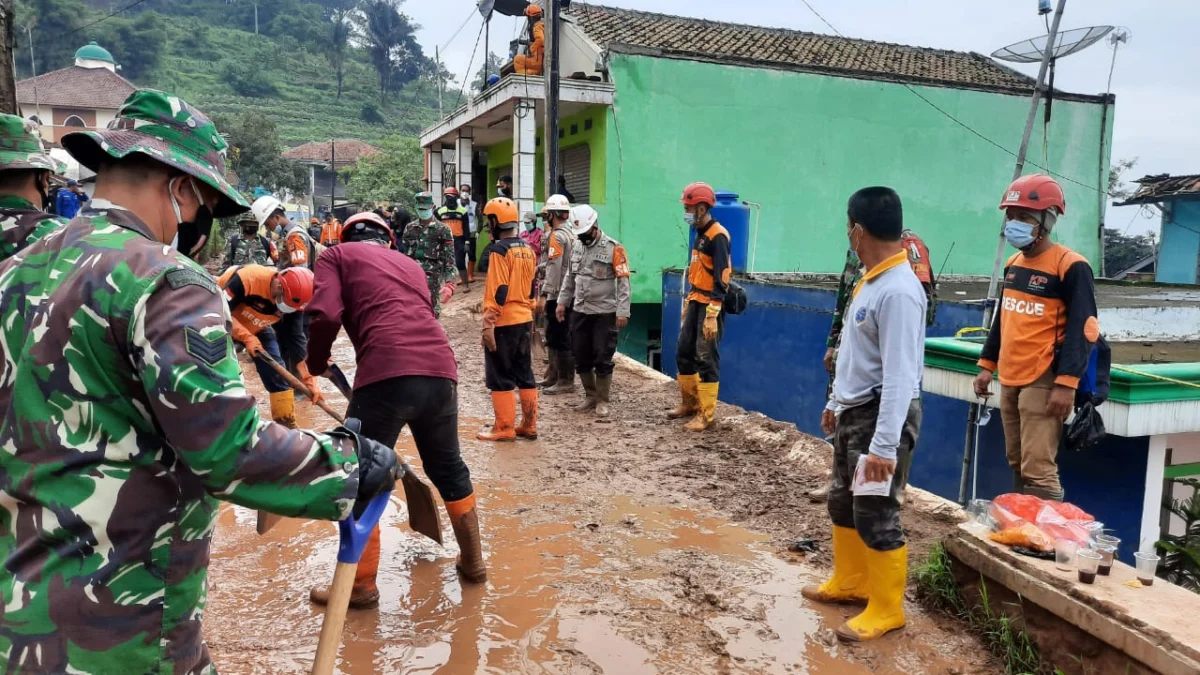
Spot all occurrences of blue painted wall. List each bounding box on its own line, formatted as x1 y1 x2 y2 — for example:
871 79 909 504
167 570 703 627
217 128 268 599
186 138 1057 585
663 272 1148 561
1156 201 1200 285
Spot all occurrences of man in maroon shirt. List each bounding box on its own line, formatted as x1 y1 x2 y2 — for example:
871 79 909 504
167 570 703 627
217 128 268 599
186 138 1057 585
305 212 486 609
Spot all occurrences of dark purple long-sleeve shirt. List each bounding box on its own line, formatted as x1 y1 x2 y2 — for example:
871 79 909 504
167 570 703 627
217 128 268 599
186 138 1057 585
306 242 458 388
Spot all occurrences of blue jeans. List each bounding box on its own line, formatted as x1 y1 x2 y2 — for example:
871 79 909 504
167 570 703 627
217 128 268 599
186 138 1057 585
250 327 291 394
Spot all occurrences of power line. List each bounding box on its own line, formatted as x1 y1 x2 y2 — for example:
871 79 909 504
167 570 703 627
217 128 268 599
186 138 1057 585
439 9 478 53
64 0 150 37
453 21 486 110
797 0 1111 198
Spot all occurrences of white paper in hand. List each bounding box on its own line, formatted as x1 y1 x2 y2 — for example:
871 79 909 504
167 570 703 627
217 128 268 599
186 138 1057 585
852 454 893 497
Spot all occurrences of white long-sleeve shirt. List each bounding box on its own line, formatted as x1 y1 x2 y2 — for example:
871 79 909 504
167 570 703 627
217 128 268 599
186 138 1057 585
827 251 926 460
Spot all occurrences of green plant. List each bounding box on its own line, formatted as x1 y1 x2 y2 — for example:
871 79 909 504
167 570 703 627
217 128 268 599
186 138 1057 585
360 103 386 125
221 63 279 98
1157 478 1200 592
914 542 965 614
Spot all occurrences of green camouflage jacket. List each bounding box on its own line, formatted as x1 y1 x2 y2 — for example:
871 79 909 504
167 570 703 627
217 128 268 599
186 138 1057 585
0 203 360 674
401 218 455 311
223 232 276 269
827 249 864 349
0 194 66 263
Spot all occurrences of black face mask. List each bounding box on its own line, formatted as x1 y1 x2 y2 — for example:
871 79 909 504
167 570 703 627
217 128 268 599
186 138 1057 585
242 227 259 238
578 229 597 246
170 177 214 259
445 196 459 209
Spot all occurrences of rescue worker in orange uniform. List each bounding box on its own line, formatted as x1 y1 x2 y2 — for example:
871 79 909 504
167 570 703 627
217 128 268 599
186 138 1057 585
669 182 731 431
438 186 472 290
252 195 317 387
216 264 325 427
320 214 342 247
478 197 539 442
513 3 545 76
974 174 1099 502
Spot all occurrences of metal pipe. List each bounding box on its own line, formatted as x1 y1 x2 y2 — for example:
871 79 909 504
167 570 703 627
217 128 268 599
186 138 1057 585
743 200 762 274
545 0 562 201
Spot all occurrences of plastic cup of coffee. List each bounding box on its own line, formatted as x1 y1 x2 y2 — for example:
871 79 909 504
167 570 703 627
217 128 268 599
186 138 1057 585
1076 549 1102 584
1134 552 1160 587
1095 543 1118 576
1054 538 1079 572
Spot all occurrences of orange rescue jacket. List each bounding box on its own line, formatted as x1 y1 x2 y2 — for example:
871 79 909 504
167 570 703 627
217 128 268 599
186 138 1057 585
483 237 537 328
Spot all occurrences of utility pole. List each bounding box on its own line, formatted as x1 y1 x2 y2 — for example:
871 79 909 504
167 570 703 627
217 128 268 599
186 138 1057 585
544 0 561 201
960 0 1067 505
253 2 259 35
0 0 18 115
329 140 336 216
435 46 443 116
24 24 39 120
483 12 490 88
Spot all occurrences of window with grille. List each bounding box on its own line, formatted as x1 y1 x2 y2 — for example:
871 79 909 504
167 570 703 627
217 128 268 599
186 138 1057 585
558 144 590 204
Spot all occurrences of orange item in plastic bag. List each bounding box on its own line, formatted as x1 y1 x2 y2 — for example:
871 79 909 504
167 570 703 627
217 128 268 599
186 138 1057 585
988 503 1026 531
1050 501 1094 522
992 493 1044 522
989 522 1054 552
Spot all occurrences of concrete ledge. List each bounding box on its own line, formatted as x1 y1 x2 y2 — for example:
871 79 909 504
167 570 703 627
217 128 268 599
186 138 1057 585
945 524 1200 675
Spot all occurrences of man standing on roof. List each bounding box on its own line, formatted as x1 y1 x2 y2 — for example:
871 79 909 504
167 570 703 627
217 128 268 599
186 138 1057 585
0 88 398 673
974 174 1099 502
438 186 472 290
478 197 539 442
224 212 278 270
807 186 925 644
539 194 576 393
403 191 457 316
217 263 325 426
669 182 731 432
0 115 66 262
514 3 545 75
556 204 631 418
253 194 317 381
305 212 486 610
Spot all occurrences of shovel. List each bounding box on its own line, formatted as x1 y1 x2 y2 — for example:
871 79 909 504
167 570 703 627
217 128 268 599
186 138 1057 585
255 353 443 544
311 491 391 675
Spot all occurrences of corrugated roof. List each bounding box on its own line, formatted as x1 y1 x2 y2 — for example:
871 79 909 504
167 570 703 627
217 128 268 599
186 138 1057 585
1118 174 1200 205
570 3 1041 94
16 66 135 110
282 139 381 167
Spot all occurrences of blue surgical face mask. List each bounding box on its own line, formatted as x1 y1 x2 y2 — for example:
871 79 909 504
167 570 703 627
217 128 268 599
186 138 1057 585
1003 219 1038 250
683 213 695 227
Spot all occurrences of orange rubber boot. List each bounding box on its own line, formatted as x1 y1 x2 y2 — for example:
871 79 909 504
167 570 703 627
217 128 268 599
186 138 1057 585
477 391 517 442
515 388 539 439
310 525 381 609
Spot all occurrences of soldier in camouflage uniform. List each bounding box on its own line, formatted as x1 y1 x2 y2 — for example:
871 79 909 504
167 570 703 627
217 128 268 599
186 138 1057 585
222 211 277 270
0 114 67 262
401 191 456 316
0 89 399 674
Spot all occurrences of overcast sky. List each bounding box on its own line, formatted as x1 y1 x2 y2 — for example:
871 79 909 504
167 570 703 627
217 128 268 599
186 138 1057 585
405 0 1197 237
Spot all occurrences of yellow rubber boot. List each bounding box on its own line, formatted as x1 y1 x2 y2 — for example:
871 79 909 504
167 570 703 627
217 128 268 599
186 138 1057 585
684 382 718 431
836 545 907 642
269 390 297 429
801 526 868 606
667 374 700 419
478 391 517 442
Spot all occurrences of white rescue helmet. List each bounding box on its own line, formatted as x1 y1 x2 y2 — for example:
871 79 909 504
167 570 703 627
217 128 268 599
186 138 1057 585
251 195 285 228
544 193 571 214
569 204 599 236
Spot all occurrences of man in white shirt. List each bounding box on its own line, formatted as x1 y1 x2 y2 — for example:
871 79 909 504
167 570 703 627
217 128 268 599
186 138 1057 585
803 186 925 644
460 184 479 282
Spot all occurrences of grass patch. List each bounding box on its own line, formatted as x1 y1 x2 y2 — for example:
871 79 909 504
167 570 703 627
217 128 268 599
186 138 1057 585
914 543 1043 675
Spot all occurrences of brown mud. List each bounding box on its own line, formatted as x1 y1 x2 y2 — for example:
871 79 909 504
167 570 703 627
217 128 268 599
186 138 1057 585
205 297 998 674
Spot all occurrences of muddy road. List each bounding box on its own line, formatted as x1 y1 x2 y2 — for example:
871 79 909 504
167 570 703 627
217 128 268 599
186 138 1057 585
205 297 996 674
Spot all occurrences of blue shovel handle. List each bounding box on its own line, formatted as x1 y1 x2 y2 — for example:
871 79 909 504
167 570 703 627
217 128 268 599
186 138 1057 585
336 492 391 564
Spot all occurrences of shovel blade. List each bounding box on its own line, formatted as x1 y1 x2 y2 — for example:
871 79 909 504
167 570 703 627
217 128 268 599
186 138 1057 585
257 510 283 535
402 469 443 544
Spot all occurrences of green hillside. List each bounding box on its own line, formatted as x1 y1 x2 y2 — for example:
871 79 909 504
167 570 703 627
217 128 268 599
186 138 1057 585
16 0 450 146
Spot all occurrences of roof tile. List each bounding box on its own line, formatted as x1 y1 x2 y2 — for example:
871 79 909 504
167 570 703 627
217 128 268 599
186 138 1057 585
16 66 136 110
282 140 381 166
571 3 1037 93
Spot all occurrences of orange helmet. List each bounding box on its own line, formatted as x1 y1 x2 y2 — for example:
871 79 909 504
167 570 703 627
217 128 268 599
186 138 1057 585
340 211 394 245
525 3 543 18
277 268 315 312
444 186 460 197
484 197 520 226
681 182 716 207
999 174 1066 215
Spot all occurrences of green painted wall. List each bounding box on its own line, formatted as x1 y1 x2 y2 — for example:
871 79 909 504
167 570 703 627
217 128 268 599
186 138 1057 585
482 106 609 204
602 54 1114 303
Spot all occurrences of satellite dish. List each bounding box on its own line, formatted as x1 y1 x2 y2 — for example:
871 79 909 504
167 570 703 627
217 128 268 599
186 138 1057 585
991 26 1114 63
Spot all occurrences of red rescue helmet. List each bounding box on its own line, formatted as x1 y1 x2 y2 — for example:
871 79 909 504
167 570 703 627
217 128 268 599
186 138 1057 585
999 174 1066 215
525 3 543 18
443 186 460 197
340 211 394 245
681 182 716 207
276 268 315 311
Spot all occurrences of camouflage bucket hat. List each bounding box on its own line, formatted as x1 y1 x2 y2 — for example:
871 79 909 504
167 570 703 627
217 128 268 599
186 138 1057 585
0 114 57 172
61 89 250 218
415 191 435 209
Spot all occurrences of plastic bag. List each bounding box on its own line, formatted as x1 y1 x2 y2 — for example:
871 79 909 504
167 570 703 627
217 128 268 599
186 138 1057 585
1049 501 1094 522
988 503 1026 531
989 522 1054 552
992 493 1044 522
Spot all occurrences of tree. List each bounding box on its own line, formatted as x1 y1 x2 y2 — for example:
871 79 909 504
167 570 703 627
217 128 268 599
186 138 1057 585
471 51 504 90
343 134 423 211
324 0 354 100
213 110 309 196
90 11 167 80
1108 157 1139 200
356 0 422 103
1104 227 1156 277
15 0 91 77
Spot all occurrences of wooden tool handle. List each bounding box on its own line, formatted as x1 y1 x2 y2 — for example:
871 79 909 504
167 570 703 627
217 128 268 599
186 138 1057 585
311 561 357 675
256 353 345 424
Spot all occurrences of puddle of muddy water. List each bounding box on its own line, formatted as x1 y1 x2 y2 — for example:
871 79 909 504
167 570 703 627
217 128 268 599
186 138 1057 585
206 350 881 674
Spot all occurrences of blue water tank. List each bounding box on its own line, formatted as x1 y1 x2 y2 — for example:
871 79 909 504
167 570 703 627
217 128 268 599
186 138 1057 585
710 191 750 273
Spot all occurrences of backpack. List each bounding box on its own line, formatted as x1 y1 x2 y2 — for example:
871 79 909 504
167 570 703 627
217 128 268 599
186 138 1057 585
1075 335 1111 407
901 229 938 326
724 281 748 315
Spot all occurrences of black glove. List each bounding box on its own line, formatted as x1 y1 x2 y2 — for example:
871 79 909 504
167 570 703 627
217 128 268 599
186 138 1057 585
332 418 400 517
